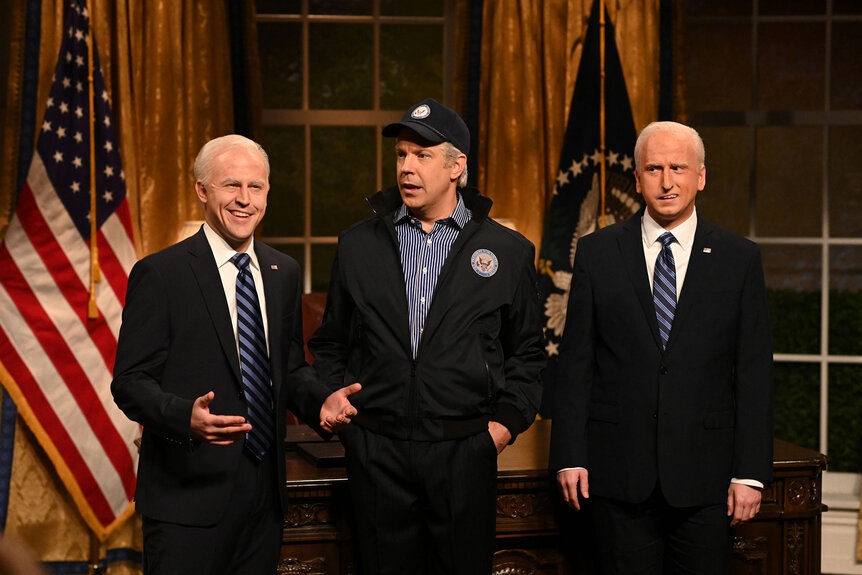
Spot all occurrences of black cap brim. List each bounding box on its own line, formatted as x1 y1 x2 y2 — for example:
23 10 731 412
382 120 449 145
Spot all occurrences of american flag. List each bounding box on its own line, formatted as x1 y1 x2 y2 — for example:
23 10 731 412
0 0 139 539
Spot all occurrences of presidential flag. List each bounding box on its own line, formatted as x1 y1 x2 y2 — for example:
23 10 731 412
537 0 639 415
0 0 139 538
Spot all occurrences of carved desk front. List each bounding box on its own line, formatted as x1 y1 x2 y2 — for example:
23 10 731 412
278 422 826 575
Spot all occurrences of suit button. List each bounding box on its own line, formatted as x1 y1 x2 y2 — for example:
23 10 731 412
652 412 657 419
660 366 669 375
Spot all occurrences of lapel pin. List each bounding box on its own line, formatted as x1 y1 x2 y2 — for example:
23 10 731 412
702 248 712 254
271 265 278 270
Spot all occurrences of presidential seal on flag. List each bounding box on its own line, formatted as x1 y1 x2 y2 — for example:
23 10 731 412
537 0 639 415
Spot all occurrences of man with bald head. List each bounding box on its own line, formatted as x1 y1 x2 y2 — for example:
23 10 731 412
549 122 774 573
112 135 359 575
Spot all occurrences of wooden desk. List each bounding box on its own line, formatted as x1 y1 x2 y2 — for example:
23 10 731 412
277 421 826 574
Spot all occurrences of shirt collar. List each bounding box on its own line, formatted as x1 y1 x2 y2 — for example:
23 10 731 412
394 193 470 230
202 222 260 271
641 207 698 253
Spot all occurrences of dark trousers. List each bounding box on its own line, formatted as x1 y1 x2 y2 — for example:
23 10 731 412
341 426 499 575
141 449 282 575
591 484 731 575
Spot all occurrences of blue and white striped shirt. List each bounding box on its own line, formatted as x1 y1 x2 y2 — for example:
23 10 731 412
394 195 471 358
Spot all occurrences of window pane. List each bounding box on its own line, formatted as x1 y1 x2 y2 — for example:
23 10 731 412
259 23 302 109
695 126 751 236
831 23 862 110
311 126 375 236
835 0 862 14
309 24 373 109
755 127 822 237
257 0 301 14
262 126 305 237
759 0 826 15
829 246 862 356
309 0 371 15
773 362 819 451
380 24 444 110
381 0 444 17
683 22 752 111
828 364 862 472
311 243 338 293
683 0 750 18
829 126 862 237
763 245 821 355
757 23 825 110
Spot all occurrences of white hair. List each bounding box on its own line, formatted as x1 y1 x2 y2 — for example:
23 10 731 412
634 121 705 172
440 141 469 188
194 134 270 185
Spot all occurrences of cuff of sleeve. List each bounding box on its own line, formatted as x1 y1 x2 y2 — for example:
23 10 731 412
491 403 529 444
731 478 765 489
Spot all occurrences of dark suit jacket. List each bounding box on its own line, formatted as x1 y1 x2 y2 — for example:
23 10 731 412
112 228 328 526
549 210 774 508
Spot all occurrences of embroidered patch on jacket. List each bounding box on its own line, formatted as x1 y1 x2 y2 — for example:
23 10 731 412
471 249 498 277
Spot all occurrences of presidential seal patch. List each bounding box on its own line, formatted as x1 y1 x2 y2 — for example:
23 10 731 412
471 249 498 277
411 104 431 119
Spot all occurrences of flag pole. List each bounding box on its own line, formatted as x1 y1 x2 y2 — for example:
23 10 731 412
86 2 105 569
86 0 101 320
598 0 607 229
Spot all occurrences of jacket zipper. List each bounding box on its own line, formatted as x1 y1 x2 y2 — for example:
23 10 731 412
484 359 494 401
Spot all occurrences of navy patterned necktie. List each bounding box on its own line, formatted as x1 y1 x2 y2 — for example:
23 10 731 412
653 232 677 350
231 252 274 459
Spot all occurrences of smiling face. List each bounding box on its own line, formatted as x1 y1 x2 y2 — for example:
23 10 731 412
195 146 269 253
395 128 465 230
635 126 706 230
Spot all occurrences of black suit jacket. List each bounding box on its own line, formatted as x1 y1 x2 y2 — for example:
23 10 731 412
112 228 328 525
549 210 774 508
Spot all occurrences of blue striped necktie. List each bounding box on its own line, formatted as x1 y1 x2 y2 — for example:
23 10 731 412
653 232 677 350
231 252 274 459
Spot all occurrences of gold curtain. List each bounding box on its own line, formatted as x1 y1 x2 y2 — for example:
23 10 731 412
1 0 241 570
478 0 660 251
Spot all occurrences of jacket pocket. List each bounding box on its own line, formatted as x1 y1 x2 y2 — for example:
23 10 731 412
704 408 735 429
589 402 620 424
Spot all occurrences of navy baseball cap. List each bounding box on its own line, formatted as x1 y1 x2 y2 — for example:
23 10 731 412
382 98 470 155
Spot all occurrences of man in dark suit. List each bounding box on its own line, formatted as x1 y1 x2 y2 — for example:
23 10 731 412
549 121 774 573
112 135 359 575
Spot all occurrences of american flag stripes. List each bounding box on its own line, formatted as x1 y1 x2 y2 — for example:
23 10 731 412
0 0 139 539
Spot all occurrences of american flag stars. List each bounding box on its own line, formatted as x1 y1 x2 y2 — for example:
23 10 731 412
551 147 635 196
37 0 126 240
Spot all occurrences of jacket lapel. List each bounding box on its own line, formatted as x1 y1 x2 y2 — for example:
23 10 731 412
665 217 715 352
257 246 284 398
188 230 243 385
618 212 663 350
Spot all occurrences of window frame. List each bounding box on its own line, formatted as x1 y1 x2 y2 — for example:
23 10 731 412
256 1 456 293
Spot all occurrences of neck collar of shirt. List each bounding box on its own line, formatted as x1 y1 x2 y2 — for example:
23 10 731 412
393 192 471 230
641 207 698 253
202 222 260 271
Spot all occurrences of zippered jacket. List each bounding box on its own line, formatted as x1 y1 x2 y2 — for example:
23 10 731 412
309 186 546 441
